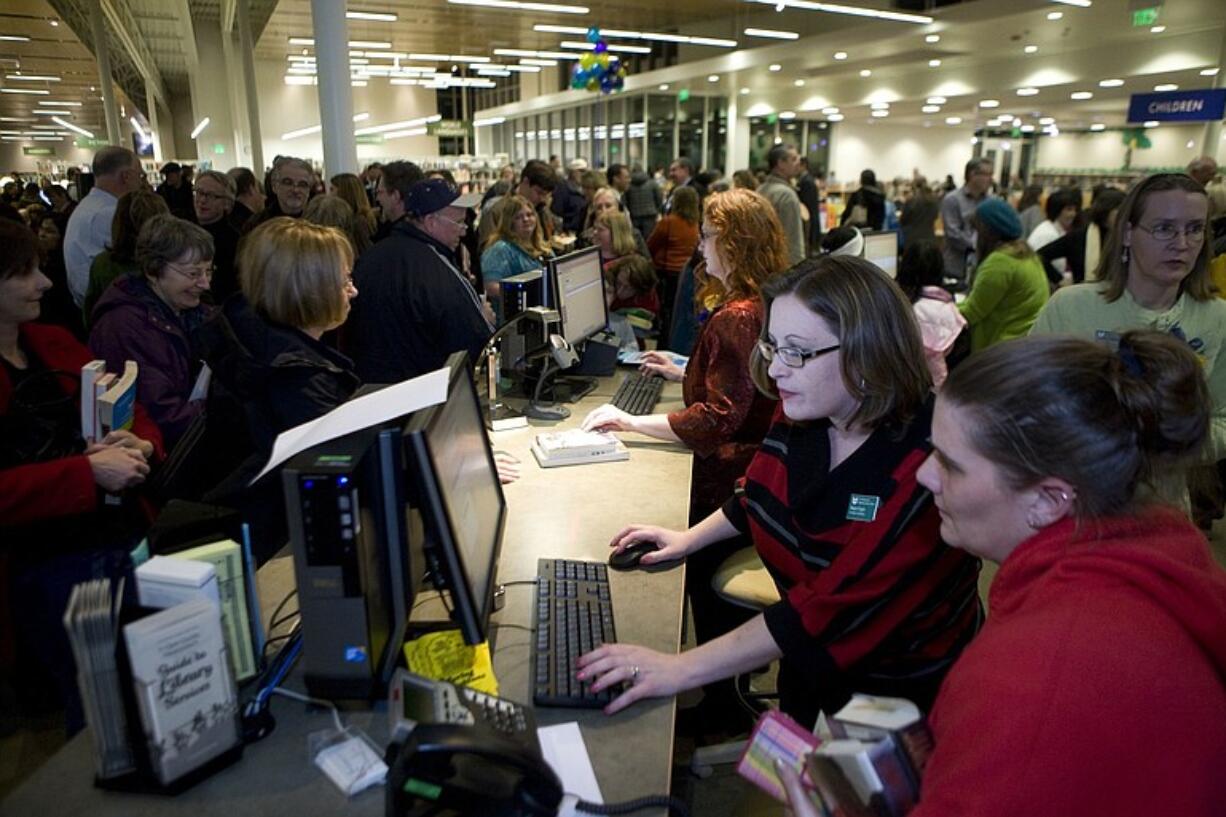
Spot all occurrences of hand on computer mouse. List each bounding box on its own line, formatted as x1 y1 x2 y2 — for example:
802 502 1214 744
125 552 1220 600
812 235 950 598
582 404 635 434
608 524 692 566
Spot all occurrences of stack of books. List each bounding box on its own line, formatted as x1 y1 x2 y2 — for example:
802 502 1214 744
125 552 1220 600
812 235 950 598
81 360 138 441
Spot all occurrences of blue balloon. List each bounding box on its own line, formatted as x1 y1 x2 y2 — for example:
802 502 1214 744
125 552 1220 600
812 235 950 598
586 27 600 43
594 41 607 54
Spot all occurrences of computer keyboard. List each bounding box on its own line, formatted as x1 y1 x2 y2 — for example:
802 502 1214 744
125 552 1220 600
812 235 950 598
532 558 619 708
611 373 664 416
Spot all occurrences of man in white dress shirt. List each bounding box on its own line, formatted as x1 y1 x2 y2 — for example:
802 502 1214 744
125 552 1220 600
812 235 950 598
63 146 142 308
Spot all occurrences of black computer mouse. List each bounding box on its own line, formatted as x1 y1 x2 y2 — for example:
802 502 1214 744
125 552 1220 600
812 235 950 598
608 542 658 571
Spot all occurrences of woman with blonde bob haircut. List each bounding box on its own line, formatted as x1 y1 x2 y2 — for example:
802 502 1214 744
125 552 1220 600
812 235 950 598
198 218 361 559
480 194 552 322
592 208 639 267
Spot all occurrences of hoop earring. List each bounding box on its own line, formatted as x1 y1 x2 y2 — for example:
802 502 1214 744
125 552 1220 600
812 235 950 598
1121 245 1130 267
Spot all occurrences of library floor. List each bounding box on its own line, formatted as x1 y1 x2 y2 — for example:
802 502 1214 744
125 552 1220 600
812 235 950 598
4 525 1226 809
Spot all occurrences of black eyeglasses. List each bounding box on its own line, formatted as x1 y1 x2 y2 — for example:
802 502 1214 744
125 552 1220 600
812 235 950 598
757 339 841 369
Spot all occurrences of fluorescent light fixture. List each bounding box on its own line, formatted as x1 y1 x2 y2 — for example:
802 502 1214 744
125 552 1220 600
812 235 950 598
190 117 210 139
288 37 314 45
408 53 449 61
870 101 890 109
708 74 720 82
520 58 559 66
1201 68 1220 76
1016 87 1039 96
129 116 149 136
1070 90 1093 99
744 0 933 25
6 74 60 82
827 113 844 121
52 116 92 137
347 10 398 21
945 116 962 125
926 96 946 104
32 109 68 115
389 78 418 85
1049 0 1091 6
0 117 34 122
659 83 670 90
925 34 940 43
1047 10 1063 19
532 24 735 47
447 0 589 13
1098 78 1123 87
1039 116 1055 124
0 35 31 42
1150 25 1165 33
778 111 796 120
821 106 839 114
1143 120 1159 127
450 55 492 63
355 113 441 136
740 87 750 94
919 104 938 113
744 28 799 39
349 58 370 65
1154 83 1178 91
928 59 941 67
794 79 805 86
383 127 427 139
40 101 81 106
476 68 511 76
560 41 650 53
769 63 782 72
1090 123 1105 131
493 48 577 60
860 69 872 77
1024 45 1038 54
0 88 49 95
979 99 1000 107
349 41 392 49
871 110 889 117
833 51 848 60
474 116 506 126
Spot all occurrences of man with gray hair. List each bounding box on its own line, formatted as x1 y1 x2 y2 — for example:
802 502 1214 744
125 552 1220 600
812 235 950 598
64 145 143 307
941 157 994 285
758 143 806 265
243 155 314 233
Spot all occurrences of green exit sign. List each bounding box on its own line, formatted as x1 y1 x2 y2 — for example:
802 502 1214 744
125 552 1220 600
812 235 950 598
213 143 225 155
677 89 690 102
23 146 55 156
1132 7 1160 26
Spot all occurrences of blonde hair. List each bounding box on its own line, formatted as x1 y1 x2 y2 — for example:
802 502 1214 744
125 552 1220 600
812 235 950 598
583 187 621 233
240 217 353 330
486 194 549 256
329 172 378 236
595 209 637 258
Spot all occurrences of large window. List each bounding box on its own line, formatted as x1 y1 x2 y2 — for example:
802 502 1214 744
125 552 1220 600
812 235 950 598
677 93 703 169
706 97 726 174
647 94 674 175
626 96 645 169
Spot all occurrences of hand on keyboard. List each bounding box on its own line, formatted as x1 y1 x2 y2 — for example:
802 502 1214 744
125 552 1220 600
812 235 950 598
582 404 636 434
637 351 685 382
575 642 687 715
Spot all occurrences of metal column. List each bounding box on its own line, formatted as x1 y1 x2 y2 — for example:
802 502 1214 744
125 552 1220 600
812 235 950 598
236 0 264 172
88 0 122 145
309 0 357 175
1203 26 1226 156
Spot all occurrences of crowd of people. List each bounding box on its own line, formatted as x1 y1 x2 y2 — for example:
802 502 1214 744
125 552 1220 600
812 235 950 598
3 141 1226 814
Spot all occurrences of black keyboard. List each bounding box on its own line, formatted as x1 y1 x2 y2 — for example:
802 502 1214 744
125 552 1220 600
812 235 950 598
532 558 619 708
611 373 664 415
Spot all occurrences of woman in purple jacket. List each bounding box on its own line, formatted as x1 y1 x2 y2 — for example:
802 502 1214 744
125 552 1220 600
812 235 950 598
89 213 214 447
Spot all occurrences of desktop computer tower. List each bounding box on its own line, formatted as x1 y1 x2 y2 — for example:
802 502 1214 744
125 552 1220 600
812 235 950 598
282 425 424 700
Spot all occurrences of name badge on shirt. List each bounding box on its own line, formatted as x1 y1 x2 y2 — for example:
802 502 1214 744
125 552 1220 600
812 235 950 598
1095 330 1120 349
846 494 881 523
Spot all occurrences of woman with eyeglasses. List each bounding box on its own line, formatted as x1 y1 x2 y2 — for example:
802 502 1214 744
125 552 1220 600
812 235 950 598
1032 173 1225 512
88 214 215 448
0 219 163 732
578 256 983 730
82 189 169 329
193 169 242 302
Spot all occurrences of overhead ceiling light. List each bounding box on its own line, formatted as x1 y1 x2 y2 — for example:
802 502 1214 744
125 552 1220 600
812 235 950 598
1150 25 1165 33
560 41 650 53
979 99 1000 108
288 37 314 45
769 63 782 72
52 115 92 137
746 102 774 116
473 116 506 127
1039 116 1055 124
493 48 577 60
32 109 69 115
924 33 940 43
779 111 797 119
870 101 890 109
708 74 720 82
519 58 559 66
1049 0 1091 6
821 106 839 114
1023 44 1038 54
190 117 211 138
532 24 734 46
794 78 805 86
0 88 50 95
6 74 61 82
1098 78 1124 87
1201 68 1220 76
1046 11 1063 20
1154 83 1178 91
921 104 940 113
859 69 871 77
926 96 947 104
658 83 670 90
0 35 31 42
347 10 398 21
41 100 81 106
740 87 750 94
349 41 392 49
389 78 418 85
476 68 511 76
1090 123 1105 131
1012 117 1022 126
945 116 962 125
1017 87 1039 96
500 64 541 72
447 0 589 13
833 51 848 60
871 109 889 117
1143 120 1159 127
745 0 932 25
928 59 941 67
827 113 845 121
744 28 799 39
355 113 441 136
1070 90 1093 100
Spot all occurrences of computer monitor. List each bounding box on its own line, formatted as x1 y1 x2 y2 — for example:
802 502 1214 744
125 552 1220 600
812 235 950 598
863 230 899 279
403 352 508 645
550 246 609 346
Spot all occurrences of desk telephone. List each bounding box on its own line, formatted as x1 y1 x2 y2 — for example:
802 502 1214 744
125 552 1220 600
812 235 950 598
385 670 562 817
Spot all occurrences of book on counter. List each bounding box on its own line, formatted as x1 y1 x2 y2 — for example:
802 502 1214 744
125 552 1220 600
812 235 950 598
531 428 629 467
123 599 241 786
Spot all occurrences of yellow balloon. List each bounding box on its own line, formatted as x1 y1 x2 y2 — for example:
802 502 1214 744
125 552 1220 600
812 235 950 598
598 53 610 68
580 52 596 69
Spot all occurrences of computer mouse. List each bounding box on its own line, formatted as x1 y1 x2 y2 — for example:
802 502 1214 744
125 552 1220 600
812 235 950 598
608 542 658 571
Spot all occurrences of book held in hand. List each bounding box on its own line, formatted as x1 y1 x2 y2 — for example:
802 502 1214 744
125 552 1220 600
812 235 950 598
123 599 241 785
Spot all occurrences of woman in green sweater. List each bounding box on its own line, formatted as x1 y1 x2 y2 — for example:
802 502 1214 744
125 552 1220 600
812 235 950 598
958 197 1049 351
1031 172 1221 511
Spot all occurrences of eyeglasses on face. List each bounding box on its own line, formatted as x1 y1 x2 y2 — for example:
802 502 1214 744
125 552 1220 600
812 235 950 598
278 177 312 192
757 338 841 369
1133 221 1206 242
194 189 231 203
167 261 214 282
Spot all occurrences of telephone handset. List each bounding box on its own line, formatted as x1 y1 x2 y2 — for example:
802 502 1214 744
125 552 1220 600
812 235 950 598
386 723 563 817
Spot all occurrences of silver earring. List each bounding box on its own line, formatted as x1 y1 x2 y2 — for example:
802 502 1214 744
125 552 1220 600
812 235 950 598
1121 245 1130 266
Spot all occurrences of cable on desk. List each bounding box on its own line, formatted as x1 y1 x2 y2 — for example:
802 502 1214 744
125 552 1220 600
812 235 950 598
267 589 298 631
575 795 690 817
269 687 345 733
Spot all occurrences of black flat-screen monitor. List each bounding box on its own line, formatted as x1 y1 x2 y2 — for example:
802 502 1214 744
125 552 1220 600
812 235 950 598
403 352 507 644
549 246 608 346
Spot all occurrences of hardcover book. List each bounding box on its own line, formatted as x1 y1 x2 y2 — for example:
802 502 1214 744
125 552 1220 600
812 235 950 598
123 599 241 785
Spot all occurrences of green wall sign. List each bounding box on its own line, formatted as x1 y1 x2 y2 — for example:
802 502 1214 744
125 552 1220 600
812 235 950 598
1131 7 1160 26
23 146 55 156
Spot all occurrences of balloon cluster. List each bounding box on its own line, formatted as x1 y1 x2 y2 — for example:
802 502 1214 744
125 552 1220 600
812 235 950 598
569 27 628 94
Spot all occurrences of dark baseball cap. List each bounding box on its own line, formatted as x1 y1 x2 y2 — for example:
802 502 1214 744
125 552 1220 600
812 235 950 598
403 178 483 217
160 162 182 174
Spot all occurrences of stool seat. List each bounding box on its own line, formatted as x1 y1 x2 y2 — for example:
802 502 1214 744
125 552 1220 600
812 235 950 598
711 547 781 611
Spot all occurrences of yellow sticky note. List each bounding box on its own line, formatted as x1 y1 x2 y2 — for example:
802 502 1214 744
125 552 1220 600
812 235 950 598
402 630 499 695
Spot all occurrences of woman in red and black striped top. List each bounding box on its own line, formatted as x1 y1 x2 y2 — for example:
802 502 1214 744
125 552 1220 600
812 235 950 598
578 256 983 726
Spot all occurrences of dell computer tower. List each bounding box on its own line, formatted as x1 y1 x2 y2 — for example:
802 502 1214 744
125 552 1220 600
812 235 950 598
282 424 424 700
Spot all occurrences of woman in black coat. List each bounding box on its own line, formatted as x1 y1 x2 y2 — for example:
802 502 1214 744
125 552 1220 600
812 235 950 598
1038 188 1126 286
